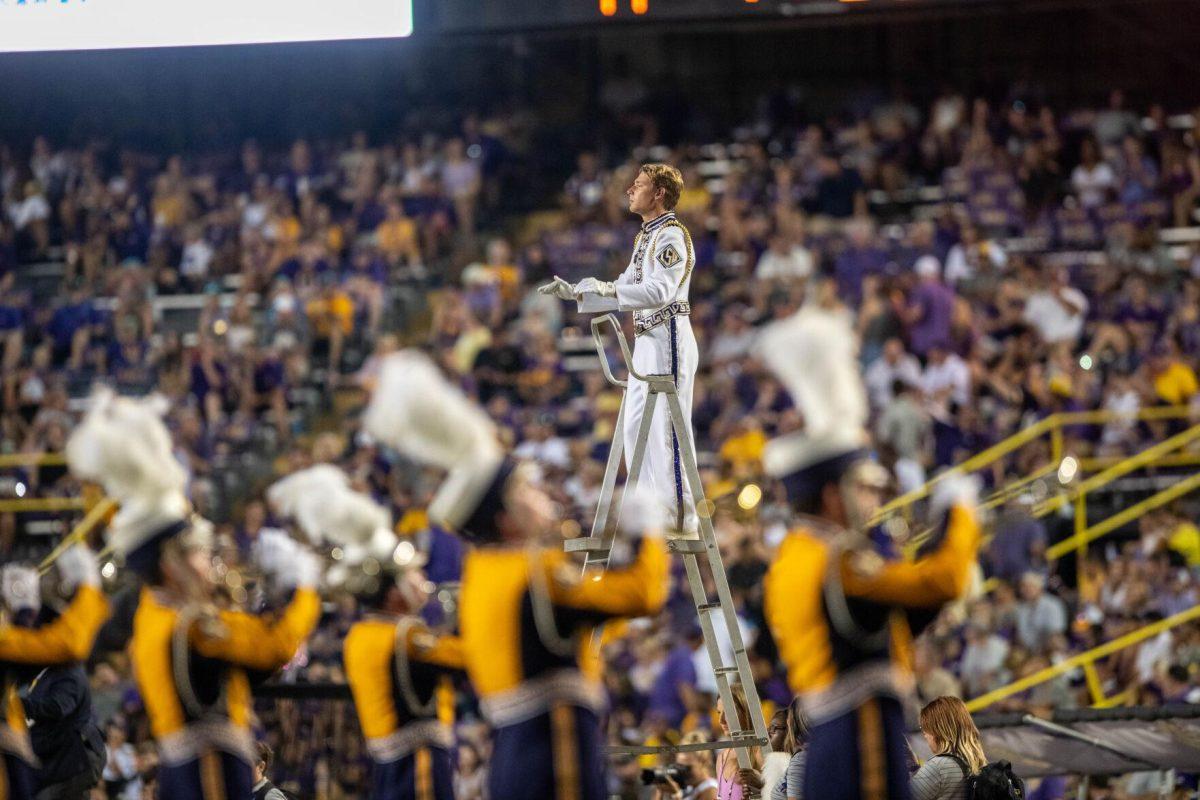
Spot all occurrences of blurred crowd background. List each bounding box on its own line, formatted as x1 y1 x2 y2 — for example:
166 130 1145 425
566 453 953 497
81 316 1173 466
4 17 1200 799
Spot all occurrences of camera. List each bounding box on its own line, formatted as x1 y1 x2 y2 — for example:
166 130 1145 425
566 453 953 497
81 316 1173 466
640 764 692 786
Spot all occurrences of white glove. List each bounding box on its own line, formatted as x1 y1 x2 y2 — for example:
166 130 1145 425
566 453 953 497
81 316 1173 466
537 275 576 301
255 529 319 590
616 483 665 539
574 277 616 298
293 548 320 590
2 565 41 613
929 474 981 523
57 544 101 589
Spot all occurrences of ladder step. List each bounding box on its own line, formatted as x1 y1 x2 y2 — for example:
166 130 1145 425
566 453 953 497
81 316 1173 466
565 538 610 554
697 602 721 612
714 666 740 675
668 538 706 554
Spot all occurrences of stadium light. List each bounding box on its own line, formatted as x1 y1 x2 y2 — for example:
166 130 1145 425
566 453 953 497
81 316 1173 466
600 0 618 16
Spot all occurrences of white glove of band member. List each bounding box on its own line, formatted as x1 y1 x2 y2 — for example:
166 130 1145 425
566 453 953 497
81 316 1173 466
255 529 319 590
616 483 665 539
574 277 616 298
293 548 320 590
537 275 576 301
57 544 101 589
2 565 42 613
928 474 981 525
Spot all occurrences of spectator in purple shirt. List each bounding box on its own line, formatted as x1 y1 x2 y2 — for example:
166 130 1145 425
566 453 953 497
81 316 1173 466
46 287 105 367
906 255 956 358
647 626 704 729
810 151 866 218
986 496 1048 584
834 219 888 307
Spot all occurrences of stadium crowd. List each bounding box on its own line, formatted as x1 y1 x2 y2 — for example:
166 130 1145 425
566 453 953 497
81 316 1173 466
2 84 1200 799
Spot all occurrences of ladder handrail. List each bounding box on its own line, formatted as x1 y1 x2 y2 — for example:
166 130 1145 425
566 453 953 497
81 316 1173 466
590 313 642 387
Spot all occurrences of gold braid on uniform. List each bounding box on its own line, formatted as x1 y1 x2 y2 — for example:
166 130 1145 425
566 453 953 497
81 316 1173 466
527 549 577 658
663 219 694 288
171 603 227 719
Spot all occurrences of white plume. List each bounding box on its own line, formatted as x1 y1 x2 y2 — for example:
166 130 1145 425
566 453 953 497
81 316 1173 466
753 306 869 476
66 387 187 501
65 387 190 555
363 350 502 469
267 465 395 560
362 350 505 530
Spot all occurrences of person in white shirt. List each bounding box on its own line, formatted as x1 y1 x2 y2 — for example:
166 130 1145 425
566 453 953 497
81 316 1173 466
101 724 142 800
179 225 214 283
755 231 814 282
921 345 971 412
960 622 1011 697
1100 373 1141 450
1023 268 1089 345
1071 138 1116 209
864 338 923 410
539 163 699 533
1015 572 1068 652
512 420 571 469
944 224 1006 286
6 181 50 230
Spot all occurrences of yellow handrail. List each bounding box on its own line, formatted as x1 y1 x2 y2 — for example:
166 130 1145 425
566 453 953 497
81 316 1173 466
979 463 1058 513
965 603 1200 712
1034 424 1200 517
0 452 68 468
874 405 1196 524
0 498 87 512
1080 453 1200 471
1044 470 1200 560
872 416 1059 523
36 497 117 575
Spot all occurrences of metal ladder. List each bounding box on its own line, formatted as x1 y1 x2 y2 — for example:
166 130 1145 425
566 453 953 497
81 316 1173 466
565 314 770 767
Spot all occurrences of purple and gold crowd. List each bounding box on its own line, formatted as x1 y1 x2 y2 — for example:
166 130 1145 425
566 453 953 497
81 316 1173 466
3 86 1200 799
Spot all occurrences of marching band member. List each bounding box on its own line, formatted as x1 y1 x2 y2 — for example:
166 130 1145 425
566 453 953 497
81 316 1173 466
755 308 980 800
0 550 108 800
539 163 699 535
364 350 669 800
269 466 464 800
65 389 321 800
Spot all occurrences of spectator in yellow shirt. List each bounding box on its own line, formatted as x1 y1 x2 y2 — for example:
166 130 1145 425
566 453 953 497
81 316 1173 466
1167 511 1200 567
1149 345 1199 405
376 201 422 268
719 420 767 478
306 281 354 372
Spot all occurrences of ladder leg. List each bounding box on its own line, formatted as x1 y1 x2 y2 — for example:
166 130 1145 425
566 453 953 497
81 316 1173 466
664 391 771 750
681 555 753 771
587 394 627 544
595 389 657 571
625 387 658 492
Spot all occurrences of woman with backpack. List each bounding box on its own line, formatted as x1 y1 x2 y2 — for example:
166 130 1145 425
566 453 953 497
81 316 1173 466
911 697 988 800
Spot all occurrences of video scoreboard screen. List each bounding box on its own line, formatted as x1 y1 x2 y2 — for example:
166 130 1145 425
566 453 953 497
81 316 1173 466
0 0 413 53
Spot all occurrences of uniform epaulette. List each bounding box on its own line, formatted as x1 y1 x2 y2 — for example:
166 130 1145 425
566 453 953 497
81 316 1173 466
661 219 695 285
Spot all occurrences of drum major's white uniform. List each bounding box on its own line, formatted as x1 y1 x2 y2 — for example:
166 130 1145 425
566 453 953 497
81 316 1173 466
579 211 699 534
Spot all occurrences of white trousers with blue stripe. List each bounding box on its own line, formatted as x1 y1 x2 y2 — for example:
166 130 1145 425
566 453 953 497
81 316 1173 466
624 315 699 534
